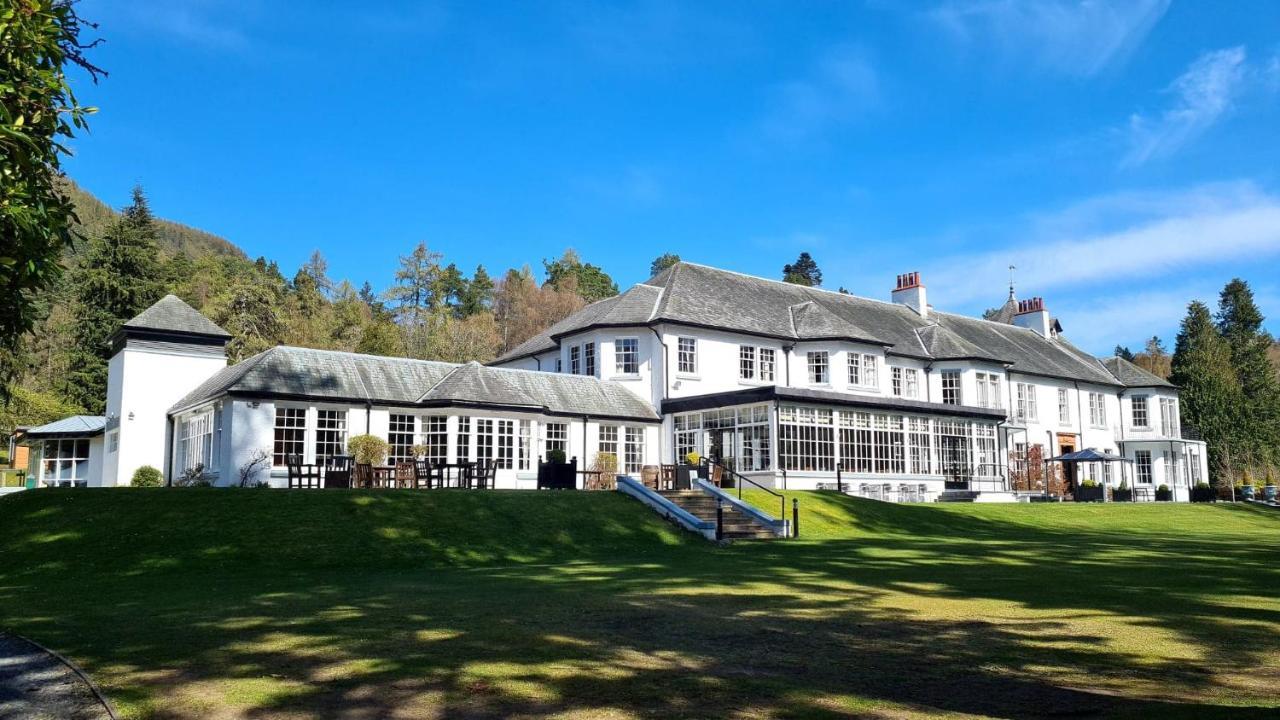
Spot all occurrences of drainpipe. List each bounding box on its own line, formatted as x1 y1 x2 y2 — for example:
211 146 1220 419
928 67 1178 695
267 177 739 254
535 356 541 371
923 361 933 403
365 400 373 434
783 344 795 386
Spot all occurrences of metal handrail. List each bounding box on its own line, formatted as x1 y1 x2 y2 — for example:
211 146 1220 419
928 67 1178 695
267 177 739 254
709 459 790 536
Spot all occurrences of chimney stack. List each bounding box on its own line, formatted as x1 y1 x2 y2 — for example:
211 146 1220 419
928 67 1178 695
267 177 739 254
891 271 927 319
1013 297 1052 337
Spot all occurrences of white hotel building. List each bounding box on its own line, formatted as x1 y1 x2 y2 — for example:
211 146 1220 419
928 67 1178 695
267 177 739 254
20 262 1207 501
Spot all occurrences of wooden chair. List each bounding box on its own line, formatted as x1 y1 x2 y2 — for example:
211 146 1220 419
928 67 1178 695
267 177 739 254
353 463 374 489
659 464 676 491
472 460 497 490
324 455 353 489
413 459 433 489
394 461 415 489
286 455 321 489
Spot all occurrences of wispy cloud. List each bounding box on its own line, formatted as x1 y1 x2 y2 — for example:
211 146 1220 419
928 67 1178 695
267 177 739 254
917 181 1280 309
927 0 1169 76
567 1 754 68
759 46 881 143
1123 47 1249 167
114 1 253 51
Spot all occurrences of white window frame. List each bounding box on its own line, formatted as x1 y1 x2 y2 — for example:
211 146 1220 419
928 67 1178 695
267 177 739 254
1015 383 1038 423
847 353 878 390
1088 392 1107 428
677 337 697 376
941 370 961 405
1135 450 1153 484
1057 388 1070 425
1160 397 1179 437
584 342 595 377
569 345 581 375
1131 395 1150 429
178 411 215 475
314 409 349 465
614 337 640 376
272 406 307 467
808 351 830 385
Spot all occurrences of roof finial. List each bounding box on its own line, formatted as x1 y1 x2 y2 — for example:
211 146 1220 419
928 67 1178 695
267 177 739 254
1008 264 1016 299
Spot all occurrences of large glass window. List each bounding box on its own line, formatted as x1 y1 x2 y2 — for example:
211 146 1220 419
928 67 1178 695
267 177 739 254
1015 383 1037 422
598 424 619 462
1131 396 1149 428
779 407 835 471
1160 398 1179 437
615 338 639 375
1089 392 1107 427
624 427 645 473
941 371 961 405
519 420 532 471
907 417 932 474
1135 450 1153 484
544 422 568 458
422 415 447 463
41 438 91 487
674 413 702 461
456 416 471 462
388 413 416 464
677 337 697 375
314 410 348 464
273 407 306 466
807 351 830 384
497 419 515 469
476 418 514 468
178 412 214 474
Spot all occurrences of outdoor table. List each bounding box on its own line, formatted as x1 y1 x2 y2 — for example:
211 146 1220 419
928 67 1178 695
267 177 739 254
434 462 475 489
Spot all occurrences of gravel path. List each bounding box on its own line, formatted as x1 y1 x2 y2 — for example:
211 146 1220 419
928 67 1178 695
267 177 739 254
0 633 112 720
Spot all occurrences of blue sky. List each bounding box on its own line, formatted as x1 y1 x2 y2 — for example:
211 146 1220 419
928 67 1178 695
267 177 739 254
66 1 1280 353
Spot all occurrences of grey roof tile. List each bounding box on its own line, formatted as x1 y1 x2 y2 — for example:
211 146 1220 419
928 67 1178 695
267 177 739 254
495 262 1123 386
171 346 658 421
122 295 230 338
1101 356 1175 388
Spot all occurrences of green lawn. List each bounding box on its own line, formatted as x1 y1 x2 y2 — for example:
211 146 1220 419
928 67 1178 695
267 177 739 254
1 489 1277 719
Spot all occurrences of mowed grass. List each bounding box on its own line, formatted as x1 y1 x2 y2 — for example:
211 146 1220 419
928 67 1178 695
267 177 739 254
0 489 1277 719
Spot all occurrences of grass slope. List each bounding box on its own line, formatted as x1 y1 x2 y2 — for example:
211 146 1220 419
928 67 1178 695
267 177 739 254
2 488 1278 719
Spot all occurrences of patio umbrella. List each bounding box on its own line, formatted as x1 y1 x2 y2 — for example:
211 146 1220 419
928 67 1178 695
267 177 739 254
1044 448 1133 502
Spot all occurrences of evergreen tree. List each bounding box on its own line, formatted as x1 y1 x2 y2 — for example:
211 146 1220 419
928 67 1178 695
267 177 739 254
65 186 165 411
782 252 822 286
385 241 443 326
1171 301 1245 479
459 265 494 317
1134 336 1171 378
300 250 333 298
1216 278 1280 460
1113 345 1135 361
544 249 618 303
434 263 468 314
649 253 681 277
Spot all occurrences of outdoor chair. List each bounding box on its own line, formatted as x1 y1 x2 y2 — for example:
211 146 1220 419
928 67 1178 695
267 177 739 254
413 459 432 489
475 460 498 490
353 463 374 489
323 455 353 489
917 483 928 502
394 461 415 489
286 454 321 489
898 483 913 502
659 464 676 490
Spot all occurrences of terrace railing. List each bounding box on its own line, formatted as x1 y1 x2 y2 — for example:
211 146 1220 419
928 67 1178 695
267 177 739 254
710 459 795 538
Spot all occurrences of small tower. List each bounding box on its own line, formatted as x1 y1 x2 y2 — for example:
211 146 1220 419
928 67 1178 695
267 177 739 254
101 295 230 486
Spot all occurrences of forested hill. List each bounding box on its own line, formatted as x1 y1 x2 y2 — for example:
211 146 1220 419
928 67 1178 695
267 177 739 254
63 180 244 260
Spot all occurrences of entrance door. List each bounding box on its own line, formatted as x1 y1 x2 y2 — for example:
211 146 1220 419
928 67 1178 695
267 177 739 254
1058 439 1077 496
708 430 736 471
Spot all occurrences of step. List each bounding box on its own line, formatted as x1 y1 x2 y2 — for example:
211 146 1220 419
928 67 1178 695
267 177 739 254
648 488 783 542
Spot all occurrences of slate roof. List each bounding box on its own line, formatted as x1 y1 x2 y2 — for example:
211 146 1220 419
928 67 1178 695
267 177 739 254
494 262 1125 387
1101 356 1176 388
121 295 231 338
22 415 106 438
170 346 658 421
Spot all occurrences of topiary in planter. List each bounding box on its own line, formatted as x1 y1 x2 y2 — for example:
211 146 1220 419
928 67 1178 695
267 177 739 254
1155 484 1172 501
1190 482 1216 503
347 434 389 466
131 465 163 487
546 448 567 465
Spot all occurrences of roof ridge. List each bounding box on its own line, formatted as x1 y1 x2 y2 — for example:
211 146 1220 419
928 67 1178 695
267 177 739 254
675 261 909 309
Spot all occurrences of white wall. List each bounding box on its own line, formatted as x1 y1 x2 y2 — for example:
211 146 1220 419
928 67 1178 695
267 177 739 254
106 343 227 487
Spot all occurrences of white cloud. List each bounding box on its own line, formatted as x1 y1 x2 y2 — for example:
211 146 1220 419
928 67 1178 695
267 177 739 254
760 46 881 142
919 181 1280 309
927 0 1169 76
114 1 252 51
1124 47 1248 167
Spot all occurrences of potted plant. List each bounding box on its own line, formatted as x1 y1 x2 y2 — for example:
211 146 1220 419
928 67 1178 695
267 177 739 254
1111 478 1132 502
537 449 577 490
1155 483 1172 502
348 434 389 466
1190 481 1216 503
411 443 430 461
676 451 707 490
1074 479 1104 502
1265 468 1278 503
1239 469 1256 501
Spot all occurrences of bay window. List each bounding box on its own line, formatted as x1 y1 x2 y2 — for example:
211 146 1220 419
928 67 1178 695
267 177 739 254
1131 396 1149 428
847 354 878 389
40 439 90 487
178 411 214 474
615 338 639 375
941 371 961 405
807 351 830 384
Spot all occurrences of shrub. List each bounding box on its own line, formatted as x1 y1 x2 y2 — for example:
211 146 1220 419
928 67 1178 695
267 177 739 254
1241 468 1255 487
410 443 430 460
1158 484 1170 492
1080 479 1098 488
546 448 567 464
1194 481 1211 490
131 465 163 487
348 434 389 466
684 451 701 465
1266 468 1278 487
175 464 213 487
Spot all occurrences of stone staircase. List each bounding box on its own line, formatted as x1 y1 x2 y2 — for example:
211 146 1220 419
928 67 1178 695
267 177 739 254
658 490 779 541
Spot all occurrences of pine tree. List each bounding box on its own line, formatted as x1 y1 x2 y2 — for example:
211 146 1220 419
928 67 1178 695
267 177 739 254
385 241 443 327
1216 278 1280 461
1171 301 1245 479
650 253 681 277
65 186 165 411
459 265 494 317
544 249 618 303
782 252 822 286
1113 345 1135 361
